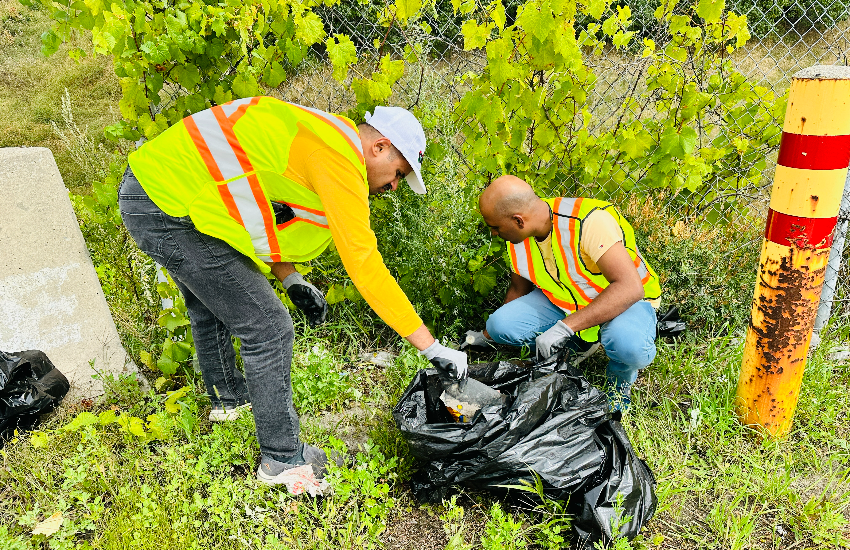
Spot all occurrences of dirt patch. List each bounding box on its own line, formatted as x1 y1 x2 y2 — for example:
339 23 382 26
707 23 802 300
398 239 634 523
382 504 447 550
302 405 372 451
381 493 490 550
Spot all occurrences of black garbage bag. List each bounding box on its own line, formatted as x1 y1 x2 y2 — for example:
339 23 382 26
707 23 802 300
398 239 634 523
0 350 69 443
656 305 687 340
393 355 656 546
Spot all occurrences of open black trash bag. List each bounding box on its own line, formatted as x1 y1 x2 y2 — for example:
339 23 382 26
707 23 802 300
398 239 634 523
0 350 69 443
393 354 656 545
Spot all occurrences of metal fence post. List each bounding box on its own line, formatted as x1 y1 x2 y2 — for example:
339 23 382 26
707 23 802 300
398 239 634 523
811 170 850 348
736 65 850 437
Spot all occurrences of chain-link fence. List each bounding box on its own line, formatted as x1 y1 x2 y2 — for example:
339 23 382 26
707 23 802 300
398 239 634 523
268 0 850 329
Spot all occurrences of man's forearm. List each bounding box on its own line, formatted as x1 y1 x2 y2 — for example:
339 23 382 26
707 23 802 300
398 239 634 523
561 280 644 333
267 262 296 282
406 323 437 351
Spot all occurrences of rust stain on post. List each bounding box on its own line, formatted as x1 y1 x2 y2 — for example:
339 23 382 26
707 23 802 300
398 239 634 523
736 242 828 435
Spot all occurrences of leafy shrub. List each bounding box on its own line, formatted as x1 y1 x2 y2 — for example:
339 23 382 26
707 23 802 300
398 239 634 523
291 344 362 414
315 0 468 55
36 0 784 348
624 194 761 332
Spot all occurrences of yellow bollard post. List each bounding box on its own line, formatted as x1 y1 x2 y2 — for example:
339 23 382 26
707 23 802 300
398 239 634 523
736 65 850 437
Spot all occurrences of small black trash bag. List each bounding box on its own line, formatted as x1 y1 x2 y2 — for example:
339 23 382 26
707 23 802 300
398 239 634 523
0 350 69 442
393 355 657 545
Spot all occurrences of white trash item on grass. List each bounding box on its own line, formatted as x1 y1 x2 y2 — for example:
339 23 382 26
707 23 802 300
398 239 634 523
359 350 396 368
272 464 331 496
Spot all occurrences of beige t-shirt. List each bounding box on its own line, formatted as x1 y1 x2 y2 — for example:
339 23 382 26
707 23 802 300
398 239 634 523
537 210 660 308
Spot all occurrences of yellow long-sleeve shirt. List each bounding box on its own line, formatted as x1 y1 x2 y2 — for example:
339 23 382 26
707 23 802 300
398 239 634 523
281 127 423 337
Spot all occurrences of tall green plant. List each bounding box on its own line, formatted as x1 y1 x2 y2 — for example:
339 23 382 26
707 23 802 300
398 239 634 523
456 0 784 221
28 0 416 140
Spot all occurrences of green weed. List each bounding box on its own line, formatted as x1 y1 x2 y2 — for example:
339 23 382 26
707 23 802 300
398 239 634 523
292 343 362 415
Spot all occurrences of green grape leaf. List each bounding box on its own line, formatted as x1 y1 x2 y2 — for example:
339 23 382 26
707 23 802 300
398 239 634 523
232 71 260 98
680 126 698 154
452 0 476 15
164 386 191 414
157 354 178 375
394 0 422 21
140 40 169 64
472 265 499 295
99 410 118 425
585 0 608 20
40 30 61 56
158 310 190 332
517 0 557 43
343 284 363 302
461 19 491 51
696 0 725 23
294 11 325 45
146 414 165 440
264 60 287 87
326 34 357 82
61 412 99 432
326 284 346 304
379 54 405 83
660 127 698 157
30 431 50 448
490 0 506 29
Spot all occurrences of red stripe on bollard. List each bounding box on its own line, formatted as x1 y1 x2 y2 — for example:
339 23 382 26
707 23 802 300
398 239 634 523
777 133 850 170
764 208 838 249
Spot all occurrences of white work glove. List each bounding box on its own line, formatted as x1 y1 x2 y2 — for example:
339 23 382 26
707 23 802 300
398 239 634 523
282 272 328 327
535 321 575 360
421 341 469 381
459 330 495 351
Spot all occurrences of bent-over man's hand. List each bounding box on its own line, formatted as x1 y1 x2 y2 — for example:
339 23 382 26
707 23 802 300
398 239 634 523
535 321 575 360
282 272 328 327
421 341 468 380
459 330 494 351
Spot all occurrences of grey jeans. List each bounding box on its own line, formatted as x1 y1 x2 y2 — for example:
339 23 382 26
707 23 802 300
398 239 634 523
118 167 300 461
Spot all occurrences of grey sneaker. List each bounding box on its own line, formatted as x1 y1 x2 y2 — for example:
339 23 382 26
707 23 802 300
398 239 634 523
208 402 251 422
257 443 330 484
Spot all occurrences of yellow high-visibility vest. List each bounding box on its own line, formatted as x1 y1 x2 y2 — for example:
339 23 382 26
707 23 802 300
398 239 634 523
128 97 367 271
507 197 661 343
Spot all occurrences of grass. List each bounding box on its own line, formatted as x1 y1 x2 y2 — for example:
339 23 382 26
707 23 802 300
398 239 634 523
2 321 850 549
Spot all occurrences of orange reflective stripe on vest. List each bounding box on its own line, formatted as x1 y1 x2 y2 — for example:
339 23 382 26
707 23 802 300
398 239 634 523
510 237 576 312
183 98 282 262
634 244 652 284
276 202 330 230
291 104 364 164
509 239 535 283
553 198 605 302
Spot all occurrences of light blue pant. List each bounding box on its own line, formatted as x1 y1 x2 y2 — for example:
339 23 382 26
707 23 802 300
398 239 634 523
485 289 657 389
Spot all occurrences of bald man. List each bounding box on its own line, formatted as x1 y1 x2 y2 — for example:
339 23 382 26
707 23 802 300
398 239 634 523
464 176 661 411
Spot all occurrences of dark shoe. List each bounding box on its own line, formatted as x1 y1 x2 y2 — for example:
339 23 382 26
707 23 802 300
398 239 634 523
606 384 632 413
257 443 330 484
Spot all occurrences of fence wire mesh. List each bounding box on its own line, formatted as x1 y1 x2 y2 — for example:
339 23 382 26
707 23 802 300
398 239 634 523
156 0 850 328
299 0 850 328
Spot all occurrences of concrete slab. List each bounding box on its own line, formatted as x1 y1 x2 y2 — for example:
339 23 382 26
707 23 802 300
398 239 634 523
0 147 143 399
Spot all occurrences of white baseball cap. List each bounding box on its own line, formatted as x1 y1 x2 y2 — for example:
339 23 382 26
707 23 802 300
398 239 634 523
364 106 427 194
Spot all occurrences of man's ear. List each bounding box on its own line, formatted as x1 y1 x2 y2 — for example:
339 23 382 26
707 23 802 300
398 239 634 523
372 136 392 156
511 214 525 229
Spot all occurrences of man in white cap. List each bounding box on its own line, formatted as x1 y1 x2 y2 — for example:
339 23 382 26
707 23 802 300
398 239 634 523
118 97 467 486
